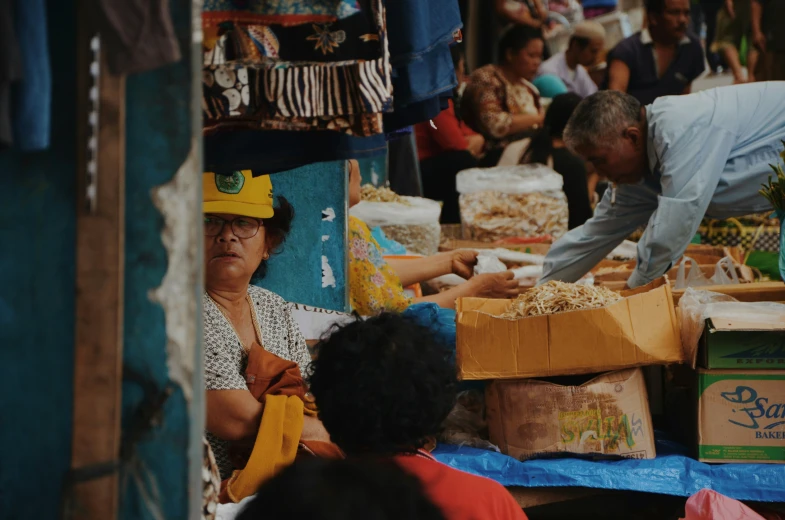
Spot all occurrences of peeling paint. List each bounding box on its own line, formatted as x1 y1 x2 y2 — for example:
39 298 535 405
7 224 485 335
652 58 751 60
322 207 336 222
148 140 201 401
322 235 329 242
321 255 336 288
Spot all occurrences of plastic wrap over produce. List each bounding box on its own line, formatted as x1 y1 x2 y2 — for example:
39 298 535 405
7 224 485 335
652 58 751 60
456 165 568 242
351 197 442 256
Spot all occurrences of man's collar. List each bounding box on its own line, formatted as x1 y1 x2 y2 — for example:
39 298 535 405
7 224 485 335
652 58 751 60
640 28 691 46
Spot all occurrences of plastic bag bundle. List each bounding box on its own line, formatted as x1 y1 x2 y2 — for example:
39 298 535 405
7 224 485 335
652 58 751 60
678 288 785 366
674 256 741 289
456 165 568 243
439 390 500 452
474 254 507 275
351 197 442 256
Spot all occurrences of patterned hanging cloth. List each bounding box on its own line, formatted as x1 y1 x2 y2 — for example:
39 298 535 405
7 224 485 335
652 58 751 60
202 0 391 137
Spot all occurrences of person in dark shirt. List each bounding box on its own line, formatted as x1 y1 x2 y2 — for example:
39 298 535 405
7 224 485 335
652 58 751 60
521 93 593 229
605 0 705 105
751 0 785 81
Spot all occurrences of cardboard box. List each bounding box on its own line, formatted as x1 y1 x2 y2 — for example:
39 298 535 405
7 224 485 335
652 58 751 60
486 368 656 461
697 370 785 463
700 318 785 370
455 278 684 380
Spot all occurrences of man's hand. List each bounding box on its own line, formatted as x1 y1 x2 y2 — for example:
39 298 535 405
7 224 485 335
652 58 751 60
451 250 479 279
468 271 520 299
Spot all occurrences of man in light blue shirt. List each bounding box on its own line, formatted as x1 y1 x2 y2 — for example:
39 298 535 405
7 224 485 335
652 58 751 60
541 83 785 288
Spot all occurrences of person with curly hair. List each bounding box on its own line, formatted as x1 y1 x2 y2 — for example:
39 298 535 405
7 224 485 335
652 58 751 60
236 458 447 520
308 314 528 520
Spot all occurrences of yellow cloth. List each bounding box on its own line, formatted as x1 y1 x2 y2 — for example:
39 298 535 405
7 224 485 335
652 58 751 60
225 394 304 503
348 216 412 316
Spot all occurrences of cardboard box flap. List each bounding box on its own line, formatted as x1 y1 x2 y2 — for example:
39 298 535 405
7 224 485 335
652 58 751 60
456 277 683 379
707 315 785 332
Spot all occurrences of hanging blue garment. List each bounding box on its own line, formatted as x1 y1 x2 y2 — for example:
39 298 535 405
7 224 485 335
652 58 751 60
11 0 51 151
384 0 462 118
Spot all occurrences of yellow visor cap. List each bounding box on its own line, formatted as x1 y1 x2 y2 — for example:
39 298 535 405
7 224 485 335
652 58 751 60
203 170 274 219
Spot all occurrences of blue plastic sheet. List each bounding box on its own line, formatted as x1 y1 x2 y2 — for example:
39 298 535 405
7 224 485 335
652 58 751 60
433 441 785 502
402 303 456 353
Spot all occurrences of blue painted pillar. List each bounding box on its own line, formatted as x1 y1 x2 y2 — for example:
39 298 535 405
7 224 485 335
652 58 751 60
0 0 77 517
120 0 203 518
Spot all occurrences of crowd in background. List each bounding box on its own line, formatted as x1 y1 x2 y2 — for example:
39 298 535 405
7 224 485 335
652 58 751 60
416 0 784 229
202 1 784 519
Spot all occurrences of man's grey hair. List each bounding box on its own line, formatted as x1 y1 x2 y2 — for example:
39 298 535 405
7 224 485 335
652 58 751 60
563 90 642 152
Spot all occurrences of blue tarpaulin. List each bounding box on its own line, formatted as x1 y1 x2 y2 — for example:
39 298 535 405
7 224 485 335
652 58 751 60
433 441 785 502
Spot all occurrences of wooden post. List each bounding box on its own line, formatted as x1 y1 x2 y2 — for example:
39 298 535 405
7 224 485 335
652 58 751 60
68 10 126 519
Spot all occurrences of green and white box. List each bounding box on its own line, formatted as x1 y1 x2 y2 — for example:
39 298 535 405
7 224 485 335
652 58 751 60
700 317 785 370
698 370 785 463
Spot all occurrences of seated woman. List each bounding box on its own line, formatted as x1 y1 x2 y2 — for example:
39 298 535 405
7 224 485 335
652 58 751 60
462 25 546 166
308 314 529 520
521 92 594 229
415 43 484 224
347 160 519 316
202 170 332 491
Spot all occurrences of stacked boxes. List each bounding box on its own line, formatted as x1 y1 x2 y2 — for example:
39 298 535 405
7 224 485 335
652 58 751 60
696 317 785 463
456 277 685 461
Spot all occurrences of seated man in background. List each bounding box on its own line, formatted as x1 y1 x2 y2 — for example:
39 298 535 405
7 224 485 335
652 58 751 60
605 0 705 105
308 314 528 520
538 21 606 98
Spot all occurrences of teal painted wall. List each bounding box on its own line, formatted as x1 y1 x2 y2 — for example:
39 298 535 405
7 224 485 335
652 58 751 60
258 162 349 312
120 0 200 518
0 0 76 517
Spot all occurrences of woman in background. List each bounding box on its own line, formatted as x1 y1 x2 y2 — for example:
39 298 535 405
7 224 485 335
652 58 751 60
347 161 519 316
521 93 593 229
415 43 484 224
462 25 545 166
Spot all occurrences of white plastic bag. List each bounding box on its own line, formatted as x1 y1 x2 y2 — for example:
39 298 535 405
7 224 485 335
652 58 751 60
678 288 785 367
456 165 568 242
473 248 546 266
474 254 507 275
439 390 501 452
350 196 442 256
674 256 740 290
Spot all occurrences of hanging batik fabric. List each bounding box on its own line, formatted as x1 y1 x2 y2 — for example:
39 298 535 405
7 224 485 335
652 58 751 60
202 0 391 137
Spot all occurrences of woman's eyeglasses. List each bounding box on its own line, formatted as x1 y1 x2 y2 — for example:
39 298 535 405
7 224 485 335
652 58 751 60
204 215 263 238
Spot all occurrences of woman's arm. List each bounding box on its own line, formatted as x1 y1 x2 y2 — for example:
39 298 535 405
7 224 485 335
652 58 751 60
416 271 521 309
507 112 545 136
386 253 454 288
207 390 264 441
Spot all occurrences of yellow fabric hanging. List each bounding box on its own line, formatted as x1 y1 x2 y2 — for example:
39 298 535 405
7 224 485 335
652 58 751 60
224 394 304 503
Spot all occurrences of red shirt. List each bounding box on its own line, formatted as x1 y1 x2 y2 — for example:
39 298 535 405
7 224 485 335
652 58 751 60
393 451 528 520
415 99 479 161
